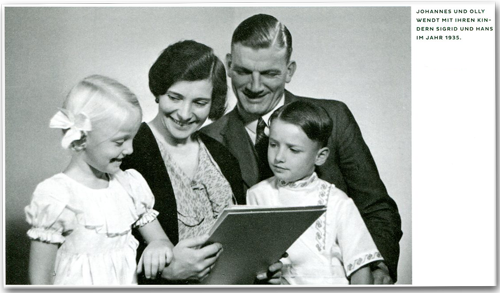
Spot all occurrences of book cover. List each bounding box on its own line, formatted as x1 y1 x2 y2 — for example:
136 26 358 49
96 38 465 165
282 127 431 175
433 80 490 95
201 205 326 285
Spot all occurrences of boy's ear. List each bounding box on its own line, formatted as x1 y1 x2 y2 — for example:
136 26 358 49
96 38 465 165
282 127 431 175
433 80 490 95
315 147 330 166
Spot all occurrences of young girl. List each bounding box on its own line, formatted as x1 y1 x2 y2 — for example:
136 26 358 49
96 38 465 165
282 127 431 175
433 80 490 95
247 100 384 285
24 75 173 285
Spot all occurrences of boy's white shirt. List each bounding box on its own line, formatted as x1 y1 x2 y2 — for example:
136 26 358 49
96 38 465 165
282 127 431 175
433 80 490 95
246 173 383 285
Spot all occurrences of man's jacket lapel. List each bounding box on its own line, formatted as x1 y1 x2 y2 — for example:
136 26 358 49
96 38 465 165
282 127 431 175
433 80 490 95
221 109 260 189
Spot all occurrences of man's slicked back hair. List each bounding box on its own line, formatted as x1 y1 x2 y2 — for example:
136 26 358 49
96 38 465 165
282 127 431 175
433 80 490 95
231 14 293 62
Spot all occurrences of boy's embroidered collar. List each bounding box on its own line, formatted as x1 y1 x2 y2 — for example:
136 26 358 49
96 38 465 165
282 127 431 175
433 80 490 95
277 172 318 188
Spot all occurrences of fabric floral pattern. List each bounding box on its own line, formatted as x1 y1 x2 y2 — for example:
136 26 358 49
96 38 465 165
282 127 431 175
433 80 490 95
315 180 331 252
156 135 233 240
346 252 383 275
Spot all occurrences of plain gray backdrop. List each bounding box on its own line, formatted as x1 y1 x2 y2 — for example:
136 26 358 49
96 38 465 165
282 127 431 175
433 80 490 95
5 6 411 285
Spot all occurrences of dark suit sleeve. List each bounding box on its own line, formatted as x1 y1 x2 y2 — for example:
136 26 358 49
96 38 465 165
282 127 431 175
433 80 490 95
333 102 403 281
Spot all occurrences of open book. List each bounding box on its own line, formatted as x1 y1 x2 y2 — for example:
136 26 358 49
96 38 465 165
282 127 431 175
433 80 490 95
200 205 327 285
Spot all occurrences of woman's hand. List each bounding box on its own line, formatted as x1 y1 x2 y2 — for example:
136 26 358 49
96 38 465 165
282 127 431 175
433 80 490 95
137 239 174 279
160 235 223 282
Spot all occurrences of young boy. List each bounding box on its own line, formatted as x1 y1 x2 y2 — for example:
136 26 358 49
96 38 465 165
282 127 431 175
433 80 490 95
247 101 384 285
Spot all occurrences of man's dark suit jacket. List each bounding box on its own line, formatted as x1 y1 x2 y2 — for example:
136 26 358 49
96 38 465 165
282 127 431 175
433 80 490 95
201 90 403 281
121 123 245 284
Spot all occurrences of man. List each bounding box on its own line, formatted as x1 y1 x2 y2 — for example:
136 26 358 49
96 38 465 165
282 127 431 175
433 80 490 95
202 14 402 283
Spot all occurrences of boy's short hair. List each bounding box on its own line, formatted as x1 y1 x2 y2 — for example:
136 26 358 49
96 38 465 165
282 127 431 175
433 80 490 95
270 100 333 148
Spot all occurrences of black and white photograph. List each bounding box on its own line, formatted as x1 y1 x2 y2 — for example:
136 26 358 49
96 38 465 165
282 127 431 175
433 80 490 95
3 2 495 288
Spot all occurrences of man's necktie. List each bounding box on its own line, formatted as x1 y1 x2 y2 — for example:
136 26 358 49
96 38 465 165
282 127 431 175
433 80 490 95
255 117 273 180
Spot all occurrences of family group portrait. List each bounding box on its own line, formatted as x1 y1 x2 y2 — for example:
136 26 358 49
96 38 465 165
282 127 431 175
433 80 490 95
4 5 412 286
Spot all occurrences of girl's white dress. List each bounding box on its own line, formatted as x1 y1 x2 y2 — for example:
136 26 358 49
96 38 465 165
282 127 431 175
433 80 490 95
24 169 158 285
247 173 384 285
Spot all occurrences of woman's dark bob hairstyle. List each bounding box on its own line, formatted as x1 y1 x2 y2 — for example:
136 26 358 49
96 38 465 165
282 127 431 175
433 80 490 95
149 40 227 120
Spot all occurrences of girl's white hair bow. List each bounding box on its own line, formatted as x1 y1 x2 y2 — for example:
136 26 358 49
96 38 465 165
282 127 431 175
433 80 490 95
49 108 92 149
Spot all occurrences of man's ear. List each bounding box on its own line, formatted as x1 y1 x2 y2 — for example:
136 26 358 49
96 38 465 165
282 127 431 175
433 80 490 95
226 53 233 77
315 147 330 166
285 60 297 83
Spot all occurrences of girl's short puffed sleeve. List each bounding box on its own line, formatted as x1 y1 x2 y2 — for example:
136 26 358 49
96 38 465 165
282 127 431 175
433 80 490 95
119 169 159 227
24 178 76 244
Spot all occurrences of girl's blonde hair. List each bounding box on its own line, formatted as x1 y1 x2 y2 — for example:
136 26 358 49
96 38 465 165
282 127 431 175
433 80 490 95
62 75 142 137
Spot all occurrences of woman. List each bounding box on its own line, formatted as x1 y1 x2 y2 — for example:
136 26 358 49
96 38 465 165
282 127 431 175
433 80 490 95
122 40 263 284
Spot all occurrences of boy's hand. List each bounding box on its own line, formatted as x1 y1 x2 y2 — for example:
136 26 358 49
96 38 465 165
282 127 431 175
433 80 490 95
137 239 174 279
255 261 283 284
